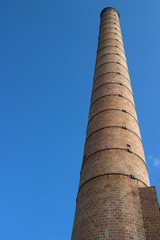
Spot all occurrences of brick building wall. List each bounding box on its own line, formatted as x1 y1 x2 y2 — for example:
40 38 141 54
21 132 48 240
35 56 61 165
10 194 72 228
71 7 160 240
139 187 160 239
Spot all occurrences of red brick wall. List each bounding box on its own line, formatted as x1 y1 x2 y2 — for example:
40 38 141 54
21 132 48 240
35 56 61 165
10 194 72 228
139 187 160 239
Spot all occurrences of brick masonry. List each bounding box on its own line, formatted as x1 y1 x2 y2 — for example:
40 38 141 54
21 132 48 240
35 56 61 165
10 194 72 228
71 7 160 240
139 187 160 239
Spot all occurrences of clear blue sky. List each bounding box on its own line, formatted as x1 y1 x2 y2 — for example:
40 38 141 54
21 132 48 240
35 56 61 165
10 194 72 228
0 0 160 239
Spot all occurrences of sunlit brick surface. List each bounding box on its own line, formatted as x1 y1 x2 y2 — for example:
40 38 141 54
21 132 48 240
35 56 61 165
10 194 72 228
71 7 160 240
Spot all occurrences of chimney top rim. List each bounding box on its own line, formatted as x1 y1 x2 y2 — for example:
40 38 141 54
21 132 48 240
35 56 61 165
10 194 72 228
100 7 120 18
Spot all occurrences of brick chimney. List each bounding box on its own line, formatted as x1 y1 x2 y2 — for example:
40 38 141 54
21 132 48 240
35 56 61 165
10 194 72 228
71 7 160 239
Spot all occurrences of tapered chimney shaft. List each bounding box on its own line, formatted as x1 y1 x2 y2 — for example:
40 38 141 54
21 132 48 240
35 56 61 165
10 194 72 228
71 7 160 239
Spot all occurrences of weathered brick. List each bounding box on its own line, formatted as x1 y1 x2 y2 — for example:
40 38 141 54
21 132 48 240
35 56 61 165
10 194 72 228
71 7 160 240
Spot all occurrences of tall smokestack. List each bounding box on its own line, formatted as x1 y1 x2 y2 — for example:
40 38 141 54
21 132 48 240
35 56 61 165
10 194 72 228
71 7 160 239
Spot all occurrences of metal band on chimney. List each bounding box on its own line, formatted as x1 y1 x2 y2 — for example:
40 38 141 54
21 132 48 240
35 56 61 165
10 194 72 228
88 108 138 124
78 173 148 195
93 72 131 85
82 148 146 167
101 16 119 23
90 94 135 109
96 53 127 65
92 82 133 96
85 126 142 143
